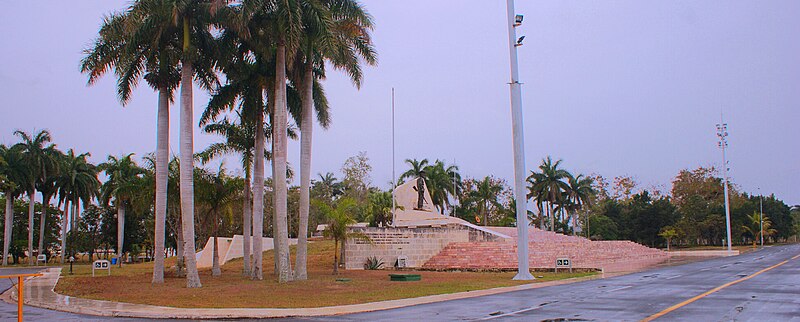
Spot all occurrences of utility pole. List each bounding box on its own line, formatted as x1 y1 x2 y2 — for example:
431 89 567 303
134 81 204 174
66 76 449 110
716 117 732 254
391 88 396 226
506 0 533 280
760 190 764 247
452 158 457 217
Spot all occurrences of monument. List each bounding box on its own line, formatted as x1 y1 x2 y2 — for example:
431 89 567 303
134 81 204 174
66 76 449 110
344 177 509 269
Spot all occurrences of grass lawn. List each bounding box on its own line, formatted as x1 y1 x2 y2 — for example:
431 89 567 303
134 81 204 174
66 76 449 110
55 240 595 308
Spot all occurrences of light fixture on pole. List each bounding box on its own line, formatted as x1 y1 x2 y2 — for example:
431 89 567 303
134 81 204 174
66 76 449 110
716 117 732 254
505 0 533 280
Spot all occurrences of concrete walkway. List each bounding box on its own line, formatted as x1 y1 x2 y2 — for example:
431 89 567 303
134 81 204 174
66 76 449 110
5 267 603 319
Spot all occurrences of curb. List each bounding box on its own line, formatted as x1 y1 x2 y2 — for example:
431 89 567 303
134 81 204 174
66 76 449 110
9 268 603 319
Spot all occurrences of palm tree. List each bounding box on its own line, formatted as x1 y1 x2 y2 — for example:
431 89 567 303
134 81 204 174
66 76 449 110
196 164 241 276
267 0 304 283
201 3 280 279
55 149 100 263
399 158 429 182
314 172 343 204
742 212 776 246
424 160 461 214
318 198 367 275
197 116 269 276
14 130 59 265
566 174 594 235
36 156 62 257
224 0 305 282
291 0 376 281
0 144 29 266
80 1 198 284
99 154 144 267
469 176 504 226
527 156 570 231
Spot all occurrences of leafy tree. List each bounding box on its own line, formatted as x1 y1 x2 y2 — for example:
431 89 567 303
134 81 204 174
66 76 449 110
197 116 269 277
527 156 570 231
588 215 618 240
659 227 678 251
55 149 100 263
456 176 509 226
196 165 241 276
341 152 372 205
290 0 376 281
565 174 594 235
741 212 776 246
99 154 144 265
318 198 368 275
0 199 60 264
0 144 29 265
14 130 59 264
366 190 393 227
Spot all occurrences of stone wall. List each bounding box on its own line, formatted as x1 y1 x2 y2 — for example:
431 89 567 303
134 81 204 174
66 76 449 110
344 224 505 270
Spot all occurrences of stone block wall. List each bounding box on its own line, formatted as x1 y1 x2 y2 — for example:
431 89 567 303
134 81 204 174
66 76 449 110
344 224 505 270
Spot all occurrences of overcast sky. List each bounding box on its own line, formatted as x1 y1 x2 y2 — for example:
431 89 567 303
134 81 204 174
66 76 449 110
1 1 798 205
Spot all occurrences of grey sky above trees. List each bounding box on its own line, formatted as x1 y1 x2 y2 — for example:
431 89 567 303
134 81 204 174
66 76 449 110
1 0 798 204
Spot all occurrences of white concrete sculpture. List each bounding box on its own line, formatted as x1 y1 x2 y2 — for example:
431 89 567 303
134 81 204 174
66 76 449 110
195 235 298 268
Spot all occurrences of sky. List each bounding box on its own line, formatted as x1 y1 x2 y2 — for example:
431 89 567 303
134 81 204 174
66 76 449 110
1 1 798 205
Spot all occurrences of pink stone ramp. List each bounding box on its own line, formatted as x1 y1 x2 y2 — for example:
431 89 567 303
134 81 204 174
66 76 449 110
422 226 669 273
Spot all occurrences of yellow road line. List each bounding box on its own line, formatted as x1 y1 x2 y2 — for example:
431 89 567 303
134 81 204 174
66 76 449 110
641 253 799 322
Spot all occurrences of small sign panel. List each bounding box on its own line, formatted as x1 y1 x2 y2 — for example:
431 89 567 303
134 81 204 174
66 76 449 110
93 260 111 276
555 257 572 273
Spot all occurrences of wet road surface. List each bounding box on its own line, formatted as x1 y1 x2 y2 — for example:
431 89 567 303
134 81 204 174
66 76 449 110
1 244 798 321
296 244 800 321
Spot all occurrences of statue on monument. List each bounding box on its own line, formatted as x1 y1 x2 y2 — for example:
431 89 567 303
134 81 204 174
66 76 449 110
413 173 426 210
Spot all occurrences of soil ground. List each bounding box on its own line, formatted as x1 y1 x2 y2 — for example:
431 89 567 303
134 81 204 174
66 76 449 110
55 240 594 308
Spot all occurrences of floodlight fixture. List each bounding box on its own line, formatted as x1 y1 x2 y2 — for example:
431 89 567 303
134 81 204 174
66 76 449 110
514 14 524 26
515 36 525 47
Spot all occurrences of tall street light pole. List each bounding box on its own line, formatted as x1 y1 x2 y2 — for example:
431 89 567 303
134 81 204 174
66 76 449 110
506 0 533 280
391 88 396 226
759 189 764 247
716 118 732 254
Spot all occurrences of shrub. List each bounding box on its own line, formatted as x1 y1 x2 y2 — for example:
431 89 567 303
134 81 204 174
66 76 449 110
364 256 384 270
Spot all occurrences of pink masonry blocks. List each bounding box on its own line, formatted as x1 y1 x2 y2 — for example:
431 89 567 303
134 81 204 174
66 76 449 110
422 227 669 273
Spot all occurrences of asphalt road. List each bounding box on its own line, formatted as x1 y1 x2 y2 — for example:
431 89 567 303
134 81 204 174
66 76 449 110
298 244 800 322
0 244 797 321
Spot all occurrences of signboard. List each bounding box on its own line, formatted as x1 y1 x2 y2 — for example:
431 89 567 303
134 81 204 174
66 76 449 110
93 260 111 276
36 255 47 266
396 255 408 268
555 257 572 273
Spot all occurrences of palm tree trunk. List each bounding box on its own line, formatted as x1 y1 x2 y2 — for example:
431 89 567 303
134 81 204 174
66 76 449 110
252 105 266 280
295 62 314 281
273 41 292 283
271 129 279 276
27 189 35 265
175 216 185 277
333 237 339 275
117 203 125 267
60 199 69 264
152 87 170 284
3 192 13 266
212 211 220 276
38 193 50 256
549 202 555 232
242 169 252 276
179 49 201 288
